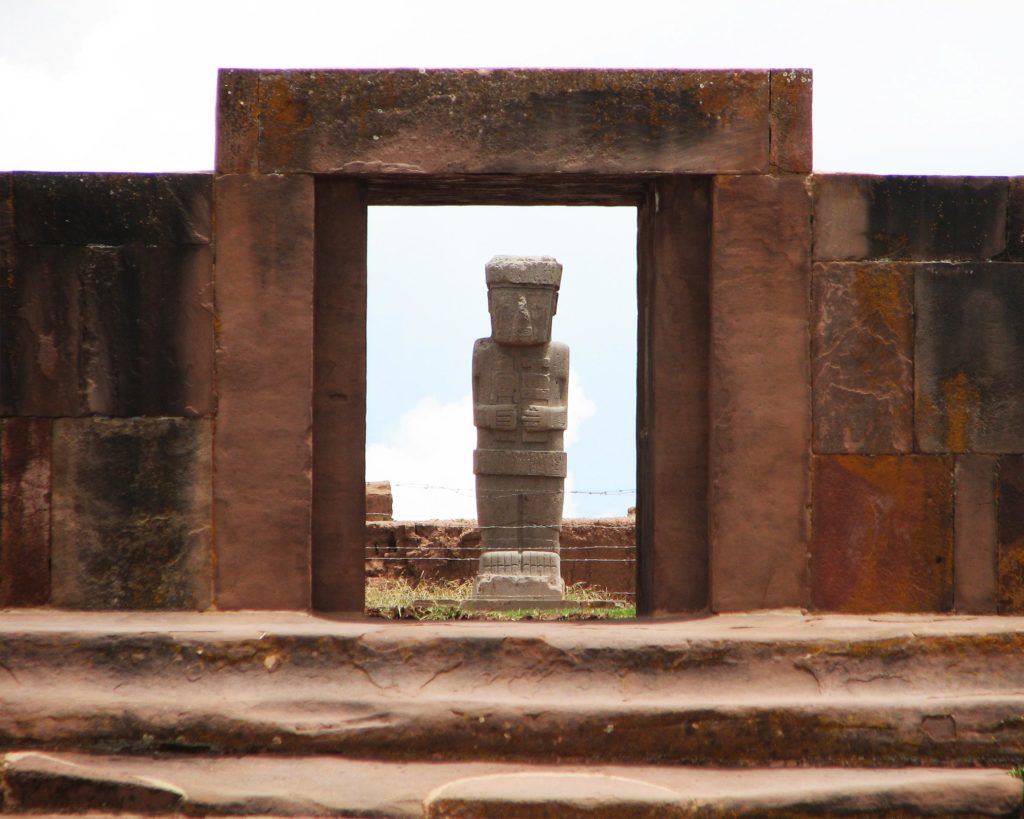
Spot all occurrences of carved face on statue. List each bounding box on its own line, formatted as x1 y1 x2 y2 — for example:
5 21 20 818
487 286 558 346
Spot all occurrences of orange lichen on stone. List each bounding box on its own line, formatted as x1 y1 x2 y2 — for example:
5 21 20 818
941 372 981 452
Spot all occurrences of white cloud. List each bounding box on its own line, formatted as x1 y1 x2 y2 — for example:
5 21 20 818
367 369 596 520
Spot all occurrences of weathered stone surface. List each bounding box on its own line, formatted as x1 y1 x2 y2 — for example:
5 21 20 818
1008 177 1024 261
811 262 913 453
215 70 260 175
814 175 1007 261
365 518 635 595
637 177 710 614
955 455 998 613
213 174 314 610
811 455 954 613
365 481 393 520
915 263 1024 452
1 244 214 418
5 753 1018 819
13 173 211 246
709 175 811 611
1 419 51 606
222 69 771 175
997 455 1024 613
312 178 366 612
769 69 812 173
50 418 212 610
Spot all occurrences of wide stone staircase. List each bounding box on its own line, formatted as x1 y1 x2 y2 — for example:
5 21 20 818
1 610 1022 816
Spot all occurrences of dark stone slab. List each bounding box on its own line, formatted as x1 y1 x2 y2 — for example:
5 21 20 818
216 70 260 175
1 419 51 606
814 175 1007 262
1 244 213 417
13 173 211 246
997 455 1024 613
811 262 913 453
313 178 367 612
1008 178 1024 261
915 263 1024 452
50 418 212 610
955 455 998 613
769 69 812 173
637 176 711 614
709 175 811 611
0 172 12 242
812 455 954 613
232 69 771 175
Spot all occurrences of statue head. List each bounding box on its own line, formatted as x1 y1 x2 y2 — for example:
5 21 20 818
485 255 562 346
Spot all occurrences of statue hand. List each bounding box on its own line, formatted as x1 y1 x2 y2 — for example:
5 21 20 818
493 405 517 429
522 406 543 429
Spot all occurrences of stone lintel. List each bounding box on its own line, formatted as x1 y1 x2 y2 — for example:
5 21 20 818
217 69 774 176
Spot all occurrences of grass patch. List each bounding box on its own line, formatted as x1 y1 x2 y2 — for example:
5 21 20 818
1010 765 1024 782
366 576 635 621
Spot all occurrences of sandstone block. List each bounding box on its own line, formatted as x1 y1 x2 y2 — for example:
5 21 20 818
1 419 51 606
814 176 1007 262
997 455 1024 613
769 69 812 173
1008 178 1024 261
811 455 954 613
709 175 812 611
13 173 211 246
1 244 213 417
221 69 771 175
811 262 913 453
637 177 711 613
50 418 212 610
955 455 998 613
365 481 392 520
213 174 315 610
312 178 367 612
915 263 1024 452
215 70 260 174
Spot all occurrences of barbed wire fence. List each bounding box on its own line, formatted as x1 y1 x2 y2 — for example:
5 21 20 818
365 482 639 596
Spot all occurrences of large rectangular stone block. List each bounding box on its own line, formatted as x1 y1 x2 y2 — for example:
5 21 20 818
1 245 214 417
1 419 51 606
915 263 1024 452
811 455 954 613
997 455 1024 613
312 178 367 612
219 69 771 175
814 176 1007 262
13 173 211 246
213 174 315 610
709 175 812 611
769 69 812 173
50 418 212 610
811 262 913 453
955 455 998 613
637 176 711 614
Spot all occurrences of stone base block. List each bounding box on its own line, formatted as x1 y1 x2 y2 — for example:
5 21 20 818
474 574 564 600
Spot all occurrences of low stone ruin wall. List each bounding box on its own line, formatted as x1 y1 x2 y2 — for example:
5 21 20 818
366 518 636 596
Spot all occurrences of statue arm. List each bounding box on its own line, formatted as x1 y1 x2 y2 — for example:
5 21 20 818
522 343 569 430
473 340 516 430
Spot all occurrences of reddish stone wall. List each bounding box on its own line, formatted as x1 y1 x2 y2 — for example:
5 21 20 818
3 70 1023 616
1 173 214 609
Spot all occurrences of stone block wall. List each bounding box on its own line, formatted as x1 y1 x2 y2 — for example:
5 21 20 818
1 173 214 608
2 70 1023 616
810 175 1024 613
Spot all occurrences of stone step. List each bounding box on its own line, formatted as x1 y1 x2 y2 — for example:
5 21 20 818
1 751 1020 817
4 611 1024 768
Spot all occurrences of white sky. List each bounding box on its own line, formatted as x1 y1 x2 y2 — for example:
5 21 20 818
3 0 1021 518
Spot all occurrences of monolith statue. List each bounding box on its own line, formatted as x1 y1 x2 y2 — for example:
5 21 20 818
473 255 567 600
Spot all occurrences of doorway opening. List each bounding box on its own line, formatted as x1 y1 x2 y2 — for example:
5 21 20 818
364 205 637 617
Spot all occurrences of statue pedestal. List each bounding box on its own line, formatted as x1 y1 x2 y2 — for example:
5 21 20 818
474 549 564 601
